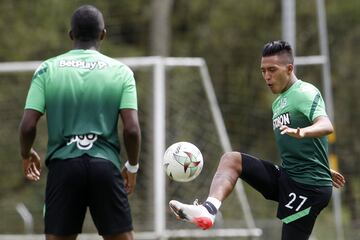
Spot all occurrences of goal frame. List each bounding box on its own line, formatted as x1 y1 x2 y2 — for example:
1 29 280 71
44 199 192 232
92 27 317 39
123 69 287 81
0 57 262 239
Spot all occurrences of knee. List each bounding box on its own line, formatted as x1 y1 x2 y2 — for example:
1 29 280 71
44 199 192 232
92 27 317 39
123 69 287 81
220 151 242 172
103 232 134 240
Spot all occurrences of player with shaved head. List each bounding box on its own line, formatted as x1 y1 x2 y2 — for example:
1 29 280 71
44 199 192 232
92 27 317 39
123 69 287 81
169 40 345 240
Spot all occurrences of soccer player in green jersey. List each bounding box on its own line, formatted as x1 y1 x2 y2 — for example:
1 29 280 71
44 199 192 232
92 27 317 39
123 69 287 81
19 5 141 240
169 40 345 239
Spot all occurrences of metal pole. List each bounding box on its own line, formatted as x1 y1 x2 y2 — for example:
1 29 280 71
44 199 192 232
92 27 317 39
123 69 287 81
282 1 344 239
316 0 334 120
199 63 259 235
153 57 167 240
16 203 34 234
316 1 344 239
282 0 296 54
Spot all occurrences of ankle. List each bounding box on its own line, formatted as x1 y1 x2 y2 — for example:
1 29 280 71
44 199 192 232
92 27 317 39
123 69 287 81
203 197 222 215
206 197 222 210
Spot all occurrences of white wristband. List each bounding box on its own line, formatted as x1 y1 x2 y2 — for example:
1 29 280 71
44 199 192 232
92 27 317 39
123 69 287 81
125 161 139 173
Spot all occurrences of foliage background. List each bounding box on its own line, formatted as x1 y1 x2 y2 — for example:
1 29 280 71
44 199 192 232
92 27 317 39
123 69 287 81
0 0 359 239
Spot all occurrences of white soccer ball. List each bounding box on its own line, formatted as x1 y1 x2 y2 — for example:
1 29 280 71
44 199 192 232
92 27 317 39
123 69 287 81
163 141 203 182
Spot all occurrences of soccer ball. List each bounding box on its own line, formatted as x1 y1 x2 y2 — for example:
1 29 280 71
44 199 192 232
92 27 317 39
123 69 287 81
163 141 203 182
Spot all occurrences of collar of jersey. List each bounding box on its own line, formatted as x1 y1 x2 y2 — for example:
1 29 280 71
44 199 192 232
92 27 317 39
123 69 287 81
68 49 99 54
280 79 302 96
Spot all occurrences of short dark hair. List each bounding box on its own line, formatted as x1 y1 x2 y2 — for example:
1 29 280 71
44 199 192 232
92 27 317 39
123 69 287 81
71 5 105 41
262 40 294 64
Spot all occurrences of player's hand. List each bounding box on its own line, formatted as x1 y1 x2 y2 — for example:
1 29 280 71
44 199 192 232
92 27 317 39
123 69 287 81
22 148 41 181
331 169 345 188
279 125 305 139
121 168 137 195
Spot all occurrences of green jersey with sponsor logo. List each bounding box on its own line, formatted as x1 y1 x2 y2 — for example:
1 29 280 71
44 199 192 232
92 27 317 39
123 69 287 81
25 49 138 169
272 80 332 186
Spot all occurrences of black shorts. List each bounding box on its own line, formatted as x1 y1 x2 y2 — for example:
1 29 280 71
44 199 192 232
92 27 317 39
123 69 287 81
240 153 332 235
44 155 133 235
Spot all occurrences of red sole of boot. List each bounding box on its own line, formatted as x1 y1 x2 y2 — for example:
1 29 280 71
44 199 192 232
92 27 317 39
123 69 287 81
193 217 213 230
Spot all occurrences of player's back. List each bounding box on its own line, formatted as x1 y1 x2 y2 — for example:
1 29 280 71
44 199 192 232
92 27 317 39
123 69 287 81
45 50 124 138
26 49 137 167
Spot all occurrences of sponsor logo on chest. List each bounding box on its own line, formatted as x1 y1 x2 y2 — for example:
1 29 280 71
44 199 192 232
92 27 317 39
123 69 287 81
273 112 291 130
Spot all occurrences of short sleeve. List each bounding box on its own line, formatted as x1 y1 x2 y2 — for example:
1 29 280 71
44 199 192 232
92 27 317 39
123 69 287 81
309 93 327 121
25 64 47 113
296 84 327 122
119 66 138 110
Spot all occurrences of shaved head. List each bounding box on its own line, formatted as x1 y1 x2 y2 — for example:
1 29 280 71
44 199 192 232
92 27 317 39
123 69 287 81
262 40 294 65
71 5 105 42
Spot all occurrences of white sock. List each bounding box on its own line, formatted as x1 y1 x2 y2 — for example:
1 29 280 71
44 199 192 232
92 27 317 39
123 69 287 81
206 197 222 210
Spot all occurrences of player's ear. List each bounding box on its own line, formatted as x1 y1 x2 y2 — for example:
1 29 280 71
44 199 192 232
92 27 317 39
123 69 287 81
69 30 74 40
287 64 294 74
100 29 106 41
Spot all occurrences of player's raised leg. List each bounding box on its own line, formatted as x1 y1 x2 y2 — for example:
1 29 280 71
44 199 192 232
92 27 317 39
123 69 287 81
208 152 242 200
169 152 243 229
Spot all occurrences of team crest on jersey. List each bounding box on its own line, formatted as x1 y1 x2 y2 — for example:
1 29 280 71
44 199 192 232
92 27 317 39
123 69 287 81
273 112 291 130
280 98 287 109
274 98 288 116
59 60 107 70
67 134 98 150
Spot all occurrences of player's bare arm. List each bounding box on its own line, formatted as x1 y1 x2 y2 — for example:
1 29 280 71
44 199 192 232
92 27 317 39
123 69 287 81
19 109 43 181
280 116 333 138
120 109 141 194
